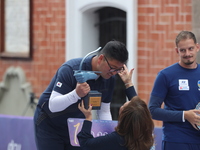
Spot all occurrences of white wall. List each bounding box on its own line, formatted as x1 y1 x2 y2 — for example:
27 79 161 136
66 0 138 88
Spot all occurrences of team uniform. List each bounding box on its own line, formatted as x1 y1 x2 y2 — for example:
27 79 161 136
149 63 200 150
34 55 115 150
77 86 137 150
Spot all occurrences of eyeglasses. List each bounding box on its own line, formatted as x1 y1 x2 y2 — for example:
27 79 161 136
104 56 124 73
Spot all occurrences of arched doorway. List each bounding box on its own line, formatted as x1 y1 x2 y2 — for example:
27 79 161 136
96 7 126 119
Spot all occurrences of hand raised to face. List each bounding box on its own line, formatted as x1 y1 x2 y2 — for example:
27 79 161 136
118 64 134 88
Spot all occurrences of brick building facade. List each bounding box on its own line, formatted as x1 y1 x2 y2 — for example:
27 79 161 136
0 0 196 126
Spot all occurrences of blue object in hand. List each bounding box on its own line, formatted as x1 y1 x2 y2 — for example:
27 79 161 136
74 70 100 83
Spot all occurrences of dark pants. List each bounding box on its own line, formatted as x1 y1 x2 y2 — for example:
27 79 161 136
162 141 200 150
34 107 80 150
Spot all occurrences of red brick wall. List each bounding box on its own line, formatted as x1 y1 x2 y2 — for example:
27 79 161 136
0 0 192 126
0 0 65 97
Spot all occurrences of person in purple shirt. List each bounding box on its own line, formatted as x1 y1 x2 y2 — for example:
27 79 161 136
149 31 200 150
77 66 155 150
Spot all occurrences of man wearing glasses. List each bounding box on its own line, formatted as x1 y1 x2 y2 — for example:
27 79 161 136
34 40 129 150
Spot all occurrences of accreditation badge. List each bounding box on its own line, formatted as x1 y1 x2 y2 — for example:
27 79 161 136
178 79 189 90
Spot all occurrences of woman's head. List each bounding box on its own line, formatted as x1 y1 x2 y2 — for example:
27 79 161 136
119 100 130 115
115 96 154 150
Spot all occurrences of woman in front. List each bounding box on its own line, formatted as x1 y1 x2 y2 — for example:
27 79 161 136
77 95 154 150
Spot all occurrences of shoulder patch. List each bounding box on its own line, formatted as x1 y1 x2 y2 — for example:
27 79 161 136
56 82 62 87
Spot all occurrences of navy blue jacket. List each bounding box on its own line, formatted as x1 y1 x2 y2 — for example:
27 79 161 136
77 86 137 150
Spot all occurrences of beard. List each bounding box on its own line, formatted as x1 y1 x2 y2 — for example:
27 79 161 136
184 60 194 65
183 56 194 65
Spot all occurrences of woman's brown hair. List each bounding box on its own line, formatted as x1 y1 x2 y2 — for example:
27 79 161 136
115 96 154 150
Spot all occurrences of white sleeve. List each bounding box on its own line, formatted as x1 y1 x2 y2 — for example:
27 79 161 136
49 90 80 112
97 102 112 120
183 111 185 122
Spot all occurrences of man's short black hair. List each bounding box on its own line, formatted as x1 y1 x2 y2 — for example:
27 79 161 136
98 40 128 64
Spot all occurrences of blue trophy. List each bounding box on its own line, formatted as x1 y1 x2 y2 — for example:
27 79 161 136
74 47 102 110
